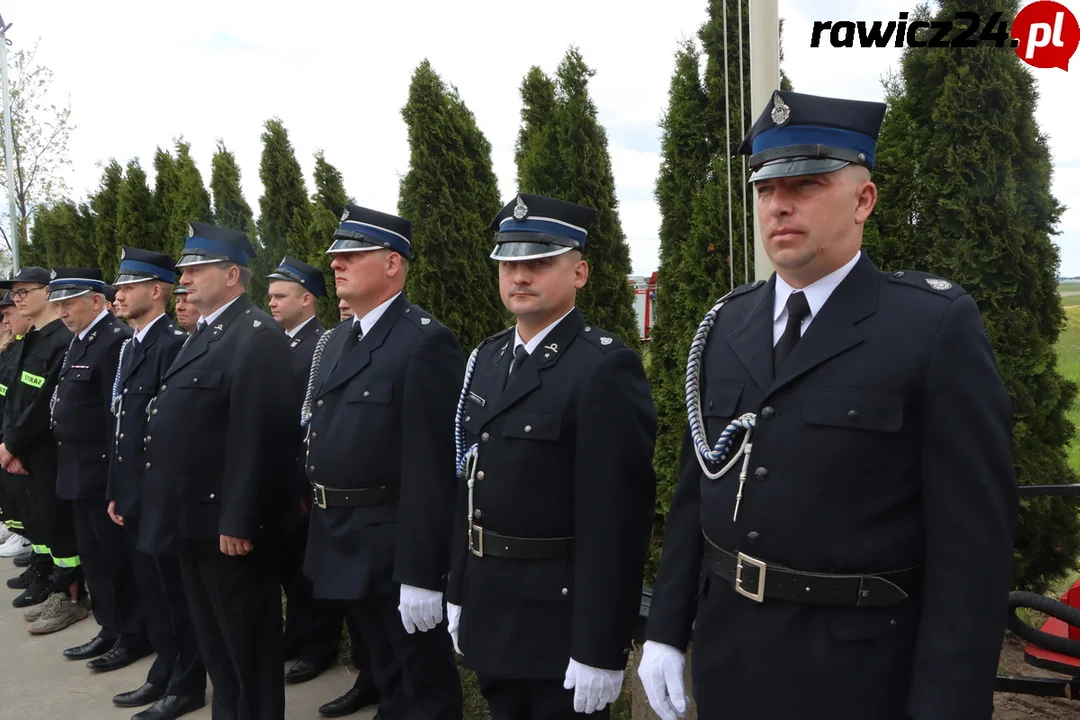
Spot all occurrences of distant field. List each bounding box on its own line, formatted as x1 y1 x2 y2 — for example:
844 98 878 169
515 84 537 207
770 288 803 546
1058 282 1080 294
1058 311 1080 472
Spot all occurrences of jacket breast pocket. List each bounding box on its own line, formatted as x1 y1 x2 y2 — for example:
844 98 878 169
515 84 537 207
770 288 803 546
344 382 393 405
66 369 93 383
803 388 903 432
703 382 744 439
176 369 222 390
503 412 561 442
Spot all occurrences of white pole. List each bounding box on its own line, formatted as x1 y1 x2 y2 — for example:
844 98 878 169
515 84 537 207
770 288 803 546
0 17 19 274
749 0 779 282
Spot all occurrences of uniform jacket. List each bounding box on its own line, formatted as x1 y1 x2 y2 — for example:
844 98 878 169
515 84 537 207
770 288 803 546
303 294 464 600
445 308 657 680
645 253 1018 720
105 315 187 519
139 295 295 555
286 317 324 505
0 336 22 435
1 318 72 478
52 312 132 500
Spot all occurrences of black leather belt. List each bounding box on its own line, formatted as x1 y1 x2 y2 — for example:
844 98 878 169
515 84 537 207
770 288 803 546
470 525 573 560
311 483 393 509
703 535 920 607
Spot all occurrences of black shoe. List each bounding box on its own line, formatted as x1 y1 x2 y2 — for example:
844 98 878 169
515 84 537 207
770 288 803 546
114 682 166 708
12 578 50 608
13 550 32 567
318 676 379 717
285 658 332 684
64 634 117 660
87 645 152 672
131 694 206 720
6 567 34 589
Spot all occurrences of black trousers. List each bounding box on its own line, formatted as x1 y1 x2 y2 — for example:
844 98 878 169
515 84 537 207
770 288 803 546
344 589 462 720
281 514 344 666
124 517 206 697
476 675 611 720
180 541 284 720
72 498 145 645
29 466 78 583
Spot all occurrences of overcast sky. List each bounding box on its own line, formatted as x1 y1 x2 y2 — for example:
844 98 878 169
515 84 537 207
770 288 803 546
6 0 1077 277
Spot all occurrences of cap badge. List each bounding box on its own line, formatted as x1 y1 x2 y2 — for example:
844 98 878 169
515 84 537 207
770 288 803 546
188 224 195 237
926 278 952 291
771 92 791 127
341 208 350 222
120 248 127 260
50 269 57 280
513 195 529 221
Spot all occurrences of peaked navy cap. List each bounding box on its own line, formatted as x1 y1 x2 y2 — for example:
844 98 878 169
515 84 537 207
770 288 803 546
738 90 887 182
114 246 179 286
328 205 412 259
268 255 327 298
488 193 597 262
177 222 256 268
48 267 107 302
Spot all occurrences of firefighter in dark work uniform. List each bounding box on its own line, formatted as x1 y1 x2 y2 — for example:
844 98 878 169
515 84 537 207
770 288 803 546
0 292 30 556
106 247 207 720
0 266 83 634
639 91 1018 720
303 204 464 720
446 194 658 719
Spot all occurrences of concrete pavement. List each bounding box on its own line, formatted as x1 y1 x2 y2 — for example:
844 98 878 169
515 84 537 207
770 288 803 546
0 560 376 719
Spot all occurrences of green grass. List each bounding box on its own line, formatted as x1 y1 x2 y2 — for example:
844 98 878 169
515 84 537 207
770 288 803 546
1058 282 1080 294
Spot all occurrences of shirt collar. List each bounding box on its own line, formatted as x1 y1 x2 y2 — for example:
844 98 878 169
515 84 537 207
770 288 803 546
199 295 242 329
513 307 576 356
134 313 166 344
286 315 316 339
78 309 111 341
773 250 861 323
352 292 402 337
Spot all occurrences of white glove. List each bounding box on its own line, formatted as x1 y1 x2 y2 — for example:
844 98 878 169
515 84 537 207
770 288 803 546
562 658 624 714
446 602 462 655
397 584 443 634
638 640 688 720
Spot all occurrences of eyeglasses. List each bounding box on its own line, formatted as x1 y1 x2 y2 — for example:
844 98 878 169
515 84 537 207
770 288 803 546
9 286 46 300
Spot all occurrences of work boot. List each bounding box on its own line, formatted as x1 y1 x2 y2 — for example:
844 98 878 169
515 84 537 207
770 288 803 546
27 595 89 634
24 592 66 623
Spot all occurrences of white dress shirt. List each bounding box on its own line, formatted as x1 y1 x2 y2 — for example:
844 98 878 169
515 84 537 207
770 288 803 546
509 307 576 375
198 295 243 329
78 309 111 341
353 292 403 337
287 315 316 339
772 251 861 346
134 313 167 344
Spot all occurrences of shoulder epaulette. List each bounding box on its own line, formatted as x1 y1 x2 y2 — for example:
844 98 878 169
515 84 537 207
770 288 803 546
719 278 767 305
402 304 439 330
475 326 514 354
884 269 966 299
578 324 627 352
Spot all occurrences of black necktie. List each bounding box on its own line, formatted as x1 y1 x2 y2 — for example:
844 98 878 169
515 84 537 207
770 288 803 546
774 291 811 372
338 323 363 361
505 345 529 388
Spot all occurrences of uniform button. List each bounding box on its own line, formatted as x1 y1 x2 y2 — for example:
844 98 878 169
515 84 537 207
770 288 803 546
122 411 126 417
524 425 532 433
473 509 482 520
584 326 592 332
476 471 485 481
746 531 761 545
146 436 151 443
847 410 859 422
363 391 370 398
57 441 61 447
151 409 158 415
145 462 151 470
101 454 106 460
160 384 166 391
123 388 128 395
119 433 124 440
310 432 317 440
118 457 123 463
192 378 198 384
481 432 490 443
754 466 768 480
209 493 215 499
465 416 471 423
760 406 775 419
561 588 568 596
309 465 315 473
893 271 904 278
317 400 324 407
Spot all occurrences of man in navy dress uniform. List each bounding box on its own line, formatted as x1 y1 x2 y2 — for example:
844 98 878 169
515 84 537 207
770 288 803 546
303 204 464 720
445 194 657 718
639 91 1019 720
107 247 207 719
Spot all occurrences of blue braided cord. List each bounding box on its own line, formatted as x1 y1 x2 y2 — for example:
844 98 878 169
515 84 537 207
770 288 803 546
111 338 132 415
454 346 481 478
685 294 757 467
300 328 334 428
49 335 78 430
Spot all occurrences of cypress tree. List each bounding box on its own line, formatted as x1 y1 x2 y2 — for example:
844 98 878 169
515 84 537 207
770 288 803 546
151 147 178 246
644 41 711 579
312 151 350 220
90 159 124 278
865 0 1075 592
115 159 159 257
29 200 96 269
515 49 639 345
166 141 213 260
257 118 313 308
210 140 256 236
398 60 505 350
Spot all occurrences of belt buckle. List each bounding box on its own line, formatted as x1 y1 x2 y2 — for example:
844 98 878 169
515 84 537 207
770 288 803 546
470 525 484 558
312 484 327 510
734 552 767 603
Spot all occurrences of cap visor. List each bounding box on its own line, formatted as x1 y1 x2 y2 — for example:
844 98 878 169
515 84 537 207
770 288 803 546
326 238 385 254
750 158 849 182
114 274 157 286
176 255 228 268
47 288 91 301
490 243 575 262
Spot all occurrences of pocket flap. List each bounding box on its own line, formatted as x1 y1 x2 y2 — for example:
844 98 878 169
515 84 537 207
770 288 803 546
345 382 393 404
516 560 574 602
177 369 223 389
704 382 744 418
803 389 903 432
503 412 561 441
66 369 93 382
